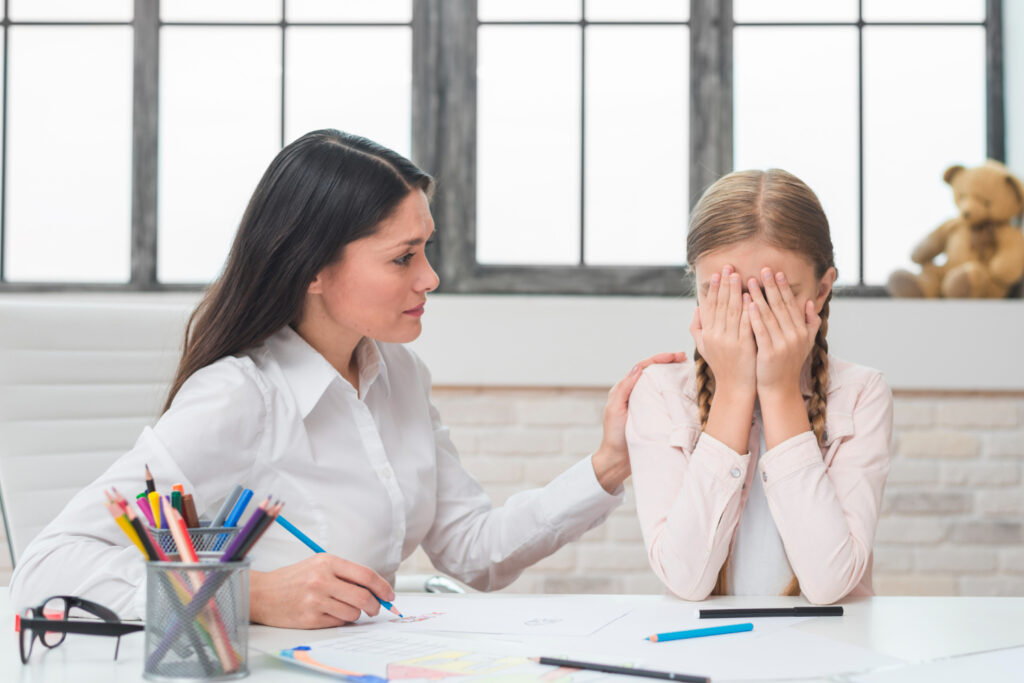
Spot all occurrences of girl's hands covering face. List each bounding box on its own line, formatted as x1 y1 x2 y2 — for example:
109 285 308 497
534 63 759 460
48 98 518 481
690 264 756 397
746 268 821 394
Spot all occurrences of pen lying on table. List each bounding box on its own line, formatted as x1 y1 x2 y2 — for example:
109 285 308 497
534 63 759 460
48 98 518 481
532 657 710 683
699 606 844 619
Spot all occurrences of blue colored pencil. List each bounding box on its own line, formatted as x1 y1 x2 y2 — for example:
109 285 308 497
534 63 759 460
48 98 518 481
223 488 253 527
647 622 753 642
275 514 403 617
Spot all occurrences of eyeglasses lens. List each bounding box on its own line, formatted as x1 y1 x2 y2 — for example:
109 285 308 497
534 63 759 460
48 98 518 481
39 597 70 648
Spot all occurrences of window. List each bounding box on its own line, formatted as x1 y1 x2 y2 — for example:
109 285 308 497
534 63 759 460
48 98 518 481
0 0 1005 294
732 0 990 287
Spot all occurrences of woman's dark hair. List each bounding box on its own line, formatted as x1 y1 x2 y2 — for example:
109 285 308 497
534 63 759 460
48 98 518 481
164 129 434 411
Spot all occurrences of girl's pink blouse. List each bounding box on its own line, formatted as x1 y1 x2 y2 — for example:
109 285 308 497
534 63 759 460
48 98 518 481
626 356 893 604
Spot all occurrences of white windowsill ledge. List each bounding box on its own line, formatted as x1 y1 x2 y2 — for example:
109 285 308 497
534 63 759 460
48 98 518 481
410 296 1024 392
3 293 1020 392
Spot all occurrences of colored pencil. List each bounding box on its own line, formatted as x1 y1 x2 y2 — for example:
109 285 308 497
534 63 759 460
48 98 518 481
532 657 709 683
211 485 243 527
148 491 163 529
182 493 200 528
646 622 753 642
163 497 198 564
136 492 157 527
105 502 146 556
223 489 253 527
171 490 183 515
232 499 276 560
145 464 156 494
275 514 402 617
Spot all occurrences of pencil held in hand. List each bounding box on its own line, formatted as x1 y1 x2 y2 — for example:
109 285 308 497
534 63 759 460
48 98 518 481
274 514 403 617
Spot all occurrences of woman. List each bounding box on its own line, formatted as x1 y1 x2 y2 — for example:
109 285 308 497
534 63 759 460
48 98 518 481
11 129 683 628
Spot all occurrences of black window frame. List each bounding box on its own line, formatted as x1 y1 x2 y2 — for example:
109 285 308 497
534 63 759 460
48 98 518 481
0 0 1005 295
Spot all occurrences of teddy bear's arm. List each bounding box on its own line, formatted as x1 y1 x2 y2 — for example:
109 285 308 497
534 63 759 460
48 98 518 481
988 228 1024 288
910 219 959 265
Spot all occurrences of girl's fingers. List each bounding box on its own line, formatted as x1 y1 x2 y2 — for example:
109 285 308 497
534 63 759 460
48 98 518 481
747 277 783 347
702 272 720 328
726 272 743 333
714 267 733 329
774 270 806 329
747 293 769 348
740 292 753 340
804 299 822 336
761 268 796 332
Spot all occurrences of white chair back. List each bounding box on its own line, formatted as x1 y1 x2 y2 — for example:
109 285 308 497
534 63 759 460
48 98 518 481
0 297 193 565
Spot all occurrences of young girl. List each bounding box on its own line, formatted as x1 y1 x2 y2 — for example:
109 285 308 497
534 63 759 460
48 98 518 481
11 129 683 628
626 169 893 605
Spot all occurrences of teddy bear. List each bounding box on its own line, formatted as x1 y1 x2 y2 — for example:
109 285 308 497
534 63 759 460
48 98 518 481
887 160 1024 298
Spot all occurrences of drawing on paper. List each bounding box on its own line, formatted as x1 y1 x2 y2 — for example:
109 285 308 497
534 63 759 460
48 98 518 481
279 632 616 683
392 611 448 624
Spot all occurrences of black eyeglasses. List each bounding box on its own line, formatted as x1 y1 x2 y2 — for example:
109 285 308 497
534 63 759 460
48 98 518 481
17 595 144 664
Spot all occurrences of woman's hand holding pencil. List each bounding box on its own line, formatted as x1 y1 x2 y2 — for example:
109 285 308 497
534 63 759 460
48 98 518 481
249 553 397 629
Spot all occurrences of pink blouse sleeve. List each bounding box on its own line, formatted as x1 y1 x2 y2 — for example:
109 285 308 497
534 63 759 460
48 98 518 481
626 368 752 600
760 372 893 604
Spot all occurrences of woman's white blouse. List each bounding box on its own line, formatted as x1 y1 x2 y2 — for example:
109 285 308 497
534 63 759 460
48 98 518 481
10 326 623 618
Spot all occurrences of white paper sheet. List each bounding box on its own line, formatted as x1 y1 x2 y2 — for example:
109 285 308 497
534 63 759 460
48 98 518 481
347 595 634 637
848 646 1024 683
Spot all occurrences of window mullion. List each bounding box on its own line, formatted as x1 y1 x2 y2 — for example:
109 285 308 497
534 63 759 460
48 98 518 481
689 0 732 204
131 0 159 289
986 0 1004 161
413 0 477 293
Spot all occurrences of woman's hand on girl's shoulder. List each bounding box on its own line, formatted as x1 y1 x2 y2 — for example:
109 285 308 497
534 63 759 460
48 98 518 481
592 351 687 492
249 554 395 629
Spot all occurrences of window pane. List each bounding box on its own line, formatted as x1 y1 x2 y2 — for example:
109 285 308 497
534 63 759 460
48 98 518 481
863 0 984 23
863 27 985 286
734 27 859 285
159 28 281 284
5 28 132 283
585 27 687 266
287 0 412 22
478 1 581 22
161 0 280 22
477 27 580 265
734 0 857 23
8 0 131 21
286 27 411 156
585 0 687 22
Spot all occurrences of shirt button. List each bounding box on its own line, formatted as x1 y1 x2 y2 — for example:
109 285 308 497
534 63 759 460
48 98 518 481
381 468 393 479
762 471 768 482
730 467 741 478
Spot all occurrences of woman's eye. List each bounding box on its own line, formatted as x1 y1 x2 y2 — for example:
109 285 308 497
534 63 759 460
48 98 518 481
394 253 415 266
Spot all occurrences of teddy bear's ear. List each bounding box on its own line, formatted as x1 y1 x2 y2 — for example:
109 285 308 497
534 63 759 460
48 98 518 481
943 165 965 185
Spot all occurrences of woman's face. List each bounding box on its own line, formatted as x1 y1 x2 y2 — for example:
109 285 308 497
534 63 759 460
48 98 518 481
304 189 439 346
693 240 835 314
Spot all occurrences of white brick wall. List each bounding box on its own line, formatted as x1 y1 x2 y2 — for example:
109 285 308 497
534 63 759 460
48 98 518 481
2 390 1021 598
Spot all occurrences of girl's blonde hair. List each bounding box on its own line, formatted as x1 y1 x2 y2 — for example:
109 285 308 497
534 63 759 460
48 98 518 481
686 169 835 597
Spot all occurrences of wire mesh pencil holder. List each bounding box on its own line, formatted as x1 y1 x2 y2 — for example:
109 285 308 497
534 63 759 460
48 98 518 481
148 521 240 556
144 553 250 681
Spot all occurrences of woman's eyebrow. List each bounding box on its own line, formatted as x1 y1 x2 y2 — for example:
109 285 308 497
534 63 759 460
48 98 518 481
392 229 436 249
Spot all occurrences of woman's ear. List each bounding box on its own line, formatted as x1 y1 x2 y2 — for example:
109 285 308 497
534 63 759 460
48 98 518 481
814 267 837 312
308 268 326 295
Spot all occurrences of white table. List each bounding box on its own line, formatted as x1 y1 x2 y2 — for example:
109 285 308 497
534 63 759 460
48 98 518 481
3 589 1023 682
